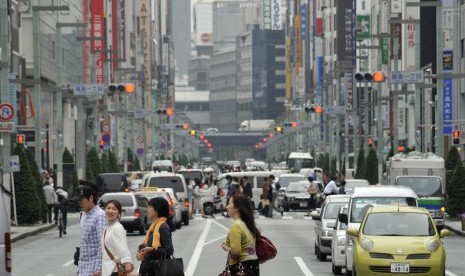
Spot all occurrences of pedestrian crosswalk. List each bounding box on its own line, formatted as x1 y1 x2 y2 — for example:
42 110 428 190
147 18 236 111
192 212 314 220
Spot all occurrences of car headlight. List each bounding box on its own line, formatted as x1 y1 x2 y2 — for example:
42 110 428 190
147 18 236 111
322 229 334 238
426 239 439 252
337 236 346 246
361 238 373 251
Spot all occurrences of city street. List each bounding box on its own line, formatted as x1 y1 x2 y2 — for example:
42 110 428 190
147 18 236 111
12 212 465 276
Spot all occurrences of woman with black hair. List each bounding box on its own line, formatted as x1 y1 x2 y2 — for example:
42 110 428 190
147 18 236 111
221 194 260 275
137 197 174 276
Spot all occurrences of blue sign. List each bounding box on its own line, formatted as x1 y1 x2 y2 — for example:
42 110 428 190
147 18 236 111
443 78 453 135
102 133 111 143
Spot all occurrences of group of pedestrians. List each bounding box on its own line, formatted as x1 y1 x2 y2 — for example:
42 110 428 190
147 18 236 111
75 184 174 276
259 175 283 218
42 171 69 234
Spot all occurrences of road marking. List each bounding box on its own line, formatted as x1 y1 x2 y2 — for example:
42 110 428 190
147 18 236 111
294 256 315 276
210 218 230 231
62 260 74 267
185 219 212 276
446 270 459 276
203 235 227 246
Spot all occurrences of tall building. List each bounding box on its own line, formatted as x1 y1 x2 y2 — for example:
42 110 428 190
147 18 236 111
172 0 191 76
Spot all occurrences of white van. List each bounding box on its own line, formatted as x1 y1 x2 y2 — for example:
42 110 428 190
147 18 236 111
151 160 174 173
142 172 190 225
217 171 283 208
338 185 418 274
0 185 12 275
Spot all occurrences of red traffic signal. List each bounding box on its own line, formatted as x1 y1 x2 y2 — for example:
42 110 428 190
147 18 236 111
368 137 373 146
453 130 460 145
16 134 26 144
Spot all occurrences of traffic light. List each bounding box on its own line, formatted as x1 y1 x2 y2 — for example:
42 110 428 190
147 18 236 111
16 134 26 144
354 72 385 82
304 106 323 113
175 123 189 130
453 130 460 145
99 139 104 149
156 107 174 116
274 126 283 134
368 137 373 147
108 83 136 94
189 130 196 136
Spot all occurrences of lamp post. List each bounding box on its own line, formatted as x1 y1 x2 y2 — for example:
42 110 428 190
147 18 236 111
55 22 87 188
32 5 69 169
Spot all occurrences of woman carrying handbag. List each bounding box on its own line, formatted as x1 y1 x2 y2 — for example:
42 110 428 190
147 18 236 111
137 197 175 276
220 194 260 276
102 200 136 276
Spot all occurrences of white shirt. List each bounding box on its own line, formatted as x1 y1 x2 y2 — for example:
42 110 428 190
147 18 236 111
323 180 339 195
56 188 68 199
101 222 132 276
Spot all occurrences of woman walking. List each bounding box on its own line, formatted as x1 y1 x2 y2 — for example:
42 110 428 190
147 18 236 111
137 197 174 276
221 194 260 276
102 200 136 276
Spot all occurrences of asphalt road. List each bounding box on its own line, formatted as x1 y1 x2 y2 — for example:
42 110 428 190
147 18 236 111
11 212 465 276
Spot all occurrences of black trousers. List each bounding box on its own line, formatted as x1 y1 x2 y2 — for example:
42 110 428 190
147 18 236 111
229 259 260 276
47 204 54 223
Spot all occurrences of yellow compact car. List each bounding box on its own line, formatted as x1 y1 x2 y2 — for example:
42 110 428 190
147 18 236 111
347 206 450 276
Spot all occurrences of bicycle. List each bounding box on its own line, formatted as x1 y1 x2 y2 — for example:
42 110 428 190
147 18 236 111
57 208 63 238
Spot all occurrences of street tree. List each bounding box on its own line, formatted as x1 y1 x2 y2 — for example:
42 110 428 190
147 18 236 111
445 146 460 195
100 152 109 173
134 155 142 171
447 159 465 218
86 147 102 181
63 147 78 193
26 148 47 223
355 149 366 179
108 150 119 172
365 148 378 185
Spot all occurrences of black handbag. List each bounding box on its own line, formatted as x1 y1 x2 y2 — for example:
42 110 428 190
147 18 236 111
153 255 185 276
218 253 249 276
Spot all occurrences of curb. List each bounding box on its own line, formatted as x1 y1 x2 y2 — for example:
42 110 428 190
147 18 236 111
11 224 56 243
445 225 465 237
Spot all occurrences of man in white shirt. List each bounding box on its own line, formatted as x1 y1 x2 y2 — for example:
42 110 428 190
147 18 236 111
322 173 339 196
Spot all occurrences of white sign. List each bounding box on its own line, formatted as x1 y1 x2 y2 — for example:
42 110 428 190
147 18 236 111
10 155 20 172
73 83 104 96
0 122 14 133
262 0 282 30
391 0 402 13
390 70 424 84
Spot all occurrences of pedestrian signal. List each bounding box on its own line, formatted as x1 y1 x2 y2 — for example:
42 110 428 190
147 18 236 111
16 134 26 144
453 130 460 145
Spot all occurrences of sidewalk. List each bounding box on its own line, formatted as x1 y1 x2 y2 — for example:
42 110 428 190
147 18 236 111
11 212 81 243
445 219 465 237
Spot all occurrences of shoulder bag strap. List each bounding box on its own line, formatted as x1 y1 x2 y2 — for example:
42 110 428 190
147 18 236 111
103 229 116 261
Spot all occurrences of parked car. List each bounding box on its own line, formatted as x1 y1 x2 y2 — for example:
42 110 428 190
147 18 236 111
276 173 307 207
96 173 129 195
330 205 348 275
135 188 182 231
177 169 205 183
151 160 174 172
98 192 148 235
312 194 351 261
282 181 311 211
347 206 449 275
0 186 11 275
142 172 190 225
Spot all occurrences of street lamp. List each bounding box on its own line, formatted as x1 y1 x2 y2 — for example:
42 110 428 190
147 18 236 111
32 5 70 169
55 22 87 188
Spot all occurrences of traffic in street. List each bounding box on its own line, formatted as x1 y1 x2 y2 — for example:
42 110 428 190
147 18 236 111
12 211 465 276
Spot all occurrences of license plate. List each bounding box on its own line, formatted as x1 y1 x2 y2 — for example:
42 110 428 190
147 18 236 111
390 263 410 273
299 202 307 207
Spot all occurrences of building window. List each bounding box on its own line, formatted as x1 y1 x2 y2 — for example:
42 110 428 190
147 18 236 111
197 72 207 81
275 56 285 62
275 70 285 75
275 83 286 89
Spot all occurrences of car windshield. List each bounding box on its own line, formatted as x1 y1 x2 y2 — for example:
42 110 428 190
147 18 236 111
396 177 442 197
148 177 184 192
286 182 308 192
100 194 134 207
178 171 203 181
350 197 417 223
363 213 435 236
288 158 315 171
324 203 348 219
279 176 305 187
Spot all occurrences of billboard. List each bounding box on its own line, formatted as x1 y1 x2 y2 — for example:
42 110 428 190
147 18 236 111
262 0 282 30
90 0 105 84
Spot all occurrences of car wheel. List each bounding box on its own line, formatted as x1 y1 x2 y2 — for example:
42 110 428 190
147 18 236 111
203 203 214 215
332 263 342 275
318 248 327 261
314 241 318 255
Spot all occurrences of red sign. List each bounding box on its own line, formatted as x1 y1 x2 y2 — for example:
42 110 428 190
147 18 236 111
0 103 14 121
91 0 105 84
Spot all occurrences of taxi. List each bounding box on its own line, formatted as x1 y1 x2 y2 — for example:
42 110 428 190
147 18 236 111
347 206 449 276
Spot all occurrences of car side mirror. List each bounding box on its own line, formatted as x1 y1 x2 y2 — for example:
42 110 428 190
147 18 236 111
311 210 321 221
346 227 359 237
338 213 348 224
439 229 450 238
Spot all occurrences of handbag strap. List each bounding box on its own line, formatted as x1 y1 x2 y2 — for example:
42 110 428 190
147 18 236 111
103 229 116 261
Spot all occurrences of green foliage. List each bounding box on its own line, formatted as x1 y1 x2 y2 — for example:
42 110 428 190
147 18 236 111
447 160 465 217
86 147 102 181
355 149 366 179
26 148 46 223
108 150 119 172
63 147 74 163
365 148 379 185
100 152 109 173
127 148 135 169
330 157 337 177
13 144 41 224
445 146 460 195
134 155 142 171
